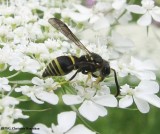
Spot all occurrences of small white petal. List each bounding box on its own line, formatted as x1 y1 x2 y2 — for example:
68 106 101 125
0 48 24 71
58 111 76 133
137 13 152 26
150 7 160 22
69 12 91 22
127 5 146 14
130 57 156 71
2 96 19 106
32 77 44 86
133 96 150 113
79 100 107 122
2 85 11 91
136 71 156 80
36 91 58 105
0 77 9 84
67 124 96 134
15 87 23 92
73 4 91 14
137 81 159 94
62 95 84 105
30 93 44 104
152 13 160 22
33 124 52 134
93 95 117 107
112 0 126 10
93 17 110 30
136 94 160 108
119 95 133 108
13 109 29 119
111 32 134 52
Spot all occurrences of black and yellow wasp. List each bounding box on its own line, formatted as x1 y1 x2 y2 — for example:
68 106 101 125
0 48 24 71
42 18 120 96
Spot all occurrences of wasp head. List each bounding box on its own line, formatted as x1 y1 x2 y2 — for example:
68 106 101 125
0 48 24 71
101 60 110 77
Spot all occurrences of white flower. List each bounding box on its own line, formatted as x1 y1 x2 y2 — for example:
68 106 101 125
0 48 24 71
26 42 49 56
32 77 60 91
15 86 45 104
112 0 126 10
15 85 59 105
119 81 160 113
61 4 92 22
92 16 110 31
107 32 134 59
15 77 59 105
32 77 60 105
62 85 117 121
0 77 11 92
0 45 13 71
0 96 19 108
2 107 29 119
111 56 156 80
127 0 160 26
128 57 156 80
33 111 95 134
8 52 40 74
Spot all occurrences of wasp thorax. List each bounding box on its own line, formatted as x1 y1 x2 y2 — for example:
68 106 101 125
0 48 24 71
91 53 103 65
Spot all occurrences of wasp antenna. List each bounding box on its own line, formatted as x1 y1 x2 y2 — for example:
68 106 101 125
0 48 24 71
111 69 120 97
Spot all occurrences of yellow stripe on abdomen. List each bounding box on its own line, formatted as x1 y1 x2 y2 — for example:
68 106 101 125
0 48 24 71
69 56 76 69
53 58 65 75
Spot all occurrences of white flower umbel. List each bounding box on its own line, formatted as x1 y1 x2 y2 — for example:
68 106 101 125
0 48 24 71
62 85 117 121
1 0 160 133
33 111 95 134
119 81 160 113
127 0 160 26
0 96 29 133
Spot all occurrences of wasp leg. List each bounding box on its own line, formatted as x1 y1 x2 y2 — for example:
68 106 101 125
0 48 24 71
69 68 81 81
95 76 102 84
91 76 103 87
86 72 92 83
111 69 120 97
68 62 96 81
91 73 98 78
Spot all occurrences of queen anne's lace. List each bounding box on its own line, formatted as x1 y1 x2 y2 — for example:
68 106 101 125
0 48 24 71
0 0 160 133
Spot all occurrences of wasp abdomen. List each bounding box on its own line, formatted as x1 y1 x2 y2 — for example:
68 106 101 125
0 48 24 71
42 56 78 77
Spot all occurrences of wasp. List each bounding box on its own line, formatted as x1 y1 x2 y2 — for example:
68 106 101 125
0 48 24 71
42 18 120 96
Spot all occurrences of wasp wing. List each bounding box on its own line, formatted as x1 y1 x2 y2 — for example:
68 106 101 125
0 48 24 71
48 18 91 55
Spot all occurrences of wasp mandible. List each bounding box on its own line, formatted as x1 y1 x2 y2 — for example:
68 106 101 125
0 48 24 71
42 18 120 96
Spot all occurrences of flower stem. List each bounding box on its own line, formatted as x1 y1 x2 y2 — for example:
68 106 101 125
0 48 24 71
22 108 52 112
7 84 17 96
6 71 21 79
9 80 32 85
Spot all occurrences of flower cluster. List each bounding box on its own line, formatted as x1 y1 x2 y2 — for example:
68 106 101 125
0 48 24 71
0 96 29 133
0 0 160 133
127 0 160 26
